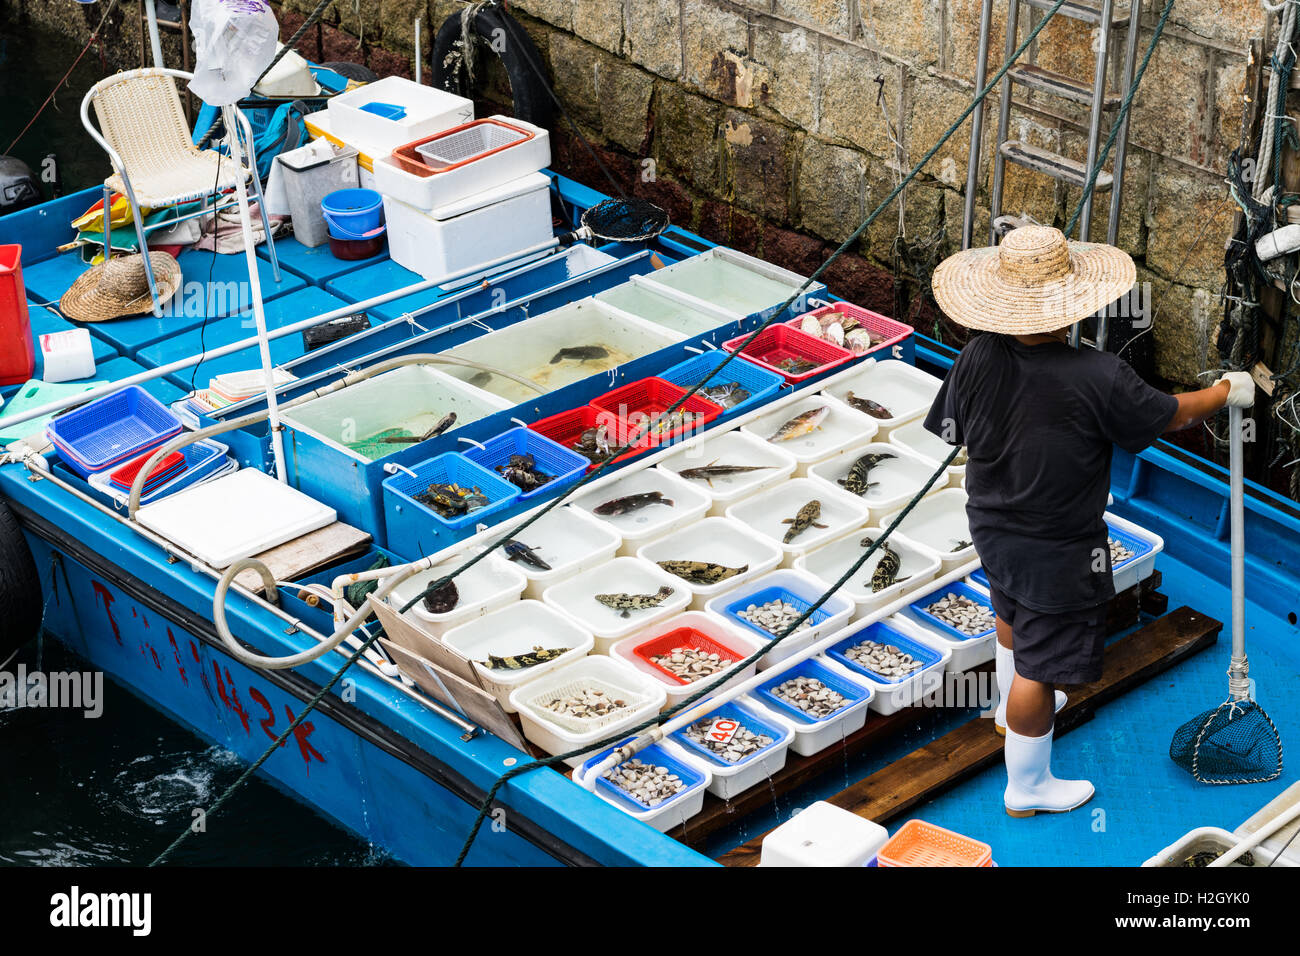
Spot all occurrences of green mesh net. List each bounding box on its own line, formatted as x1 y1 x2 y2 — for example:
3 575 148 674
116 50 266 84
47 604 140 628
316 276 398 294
1170 699 1283 785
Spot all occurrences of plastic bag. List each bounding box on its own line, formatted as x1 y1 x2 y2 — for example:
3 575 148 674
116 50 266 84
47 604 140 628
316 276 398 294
188 0 280 106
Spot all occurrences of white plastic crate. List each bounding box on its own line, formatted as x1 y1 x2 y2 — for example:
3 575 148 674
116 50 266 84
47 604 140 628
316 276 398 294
725 477 871 567
818 358 942 435
793 525 941 620
384 551 527 638
498 506 622 600
880 487 976 571
541 556 692 654
888 418 966 486
662 697 796 800
806 440 947 524
636 516 783 609
704 568 856 670
328 76 474 154
820 615 952 716
655 428 798 517
510 656 667 766
742 394 880 475
609 610 764 709
441 600 594 711
569 466 712 557
759 801 888 867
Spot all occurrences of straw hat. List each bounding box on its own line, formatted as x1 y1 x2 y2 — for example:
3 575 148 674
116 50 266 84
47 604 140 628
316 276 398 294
931 225 1135 335
60 252 182 323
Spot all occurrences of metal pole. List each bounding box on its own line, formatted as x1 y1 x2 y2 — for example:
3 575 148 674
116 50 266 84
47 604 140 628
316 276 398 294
1228 404 1250 699
220 103 287 481
414 17 422 84
144 0 165 69
988 0 1021 244
962 0 993 250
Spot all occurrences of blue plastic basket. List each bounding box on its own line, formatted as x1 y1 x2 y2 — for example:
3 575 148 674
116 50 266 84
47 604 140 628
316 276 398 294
381 452 520 559
753 657 871 725
907 581 997 643
827 621 943 685
669 699 786 770
1106 521 1153 570
577 738 708 815
718 584 834 644
46 385 182 477
460 427 589 503
970 567 989 590
658 350 784 418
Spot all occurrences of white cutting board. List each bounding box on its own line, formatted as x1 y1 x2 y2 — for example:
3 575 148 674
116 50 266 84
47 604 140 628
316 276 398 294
136 469 337 569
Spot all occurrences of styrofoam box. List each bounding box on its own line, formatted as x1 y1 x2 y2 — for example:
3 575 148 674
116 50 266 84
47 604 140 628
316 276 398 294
637 516 783 609
704 568 856 670
441 600 595 711
742 394 880 475
880 487 977 571
662 696 796 800
806 440 947 524
820 615 952 716
610 610 765 709
726 477 871 567
385 551 527 638
542 556 692 654
794 524 941 620
1105 510 1164 593
328 76 474 155
372 115 551 210
510 655 667 767
888 417 966 486
819 358 942 435
499 506 622 600
569 467 711 557
749 658 874 756
572 739 711 831
655 428 798 516
759 800 888 867
382 172 554 284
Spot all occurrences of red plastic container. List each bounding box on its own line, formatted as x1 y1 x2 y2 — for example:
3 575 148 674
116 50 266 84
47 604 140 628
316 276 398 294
783 302 913 357
391 118 537 176
109 450 186 491
720 324 854 384
0 245 34 386
590 377 722 448
632 627 748 686
527 405 650 470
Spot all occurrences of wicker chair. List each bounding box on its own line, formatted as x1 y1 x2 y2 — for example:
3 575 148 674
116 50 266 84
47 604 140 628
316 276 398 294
80 67 281 316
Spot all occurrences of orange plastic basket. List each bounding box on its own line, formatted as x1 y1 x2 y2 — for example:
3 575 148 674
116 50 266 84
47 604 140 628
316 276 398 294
876 819 992 867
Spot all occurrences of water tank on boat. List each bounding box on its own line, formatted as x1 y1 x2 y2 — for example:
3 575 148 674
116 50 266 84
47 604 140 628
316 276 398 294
0 157 40 216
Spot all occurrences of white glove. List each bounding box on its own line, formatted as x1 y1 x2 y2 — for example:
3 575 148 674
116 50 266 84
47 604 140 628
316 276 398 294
1215 371 1256 409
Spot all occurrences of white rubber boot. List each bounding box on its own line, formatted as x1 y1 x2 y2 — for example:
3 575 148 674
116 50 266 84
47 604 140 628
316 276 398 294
1003 727 1095 817
993 643 1066 735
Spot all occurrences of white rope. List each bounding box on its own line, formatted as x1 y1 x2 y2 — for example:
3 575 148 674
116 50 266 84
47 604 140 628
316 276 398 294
1255 1 1298 200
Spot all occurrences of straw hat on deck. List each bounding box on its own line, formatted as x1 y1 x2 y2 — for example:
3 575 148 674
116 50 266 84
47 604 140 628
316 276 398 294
60 251 182 323
931 225 1135 335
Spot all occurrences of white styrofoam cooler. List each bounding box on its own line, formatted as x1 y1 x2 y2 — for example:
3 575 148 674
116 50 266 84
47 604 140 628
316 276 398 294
382 172 554 283
328 76 474 155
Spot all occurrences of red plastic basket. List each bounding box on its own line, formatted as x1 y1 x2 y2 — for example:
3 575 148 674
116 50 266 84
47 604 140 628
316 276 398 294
109 450 186 490
720 325 854 383
590 377 722 448
527 405 649 470
876 819 992 867
632 627 748 685
784 302 913 357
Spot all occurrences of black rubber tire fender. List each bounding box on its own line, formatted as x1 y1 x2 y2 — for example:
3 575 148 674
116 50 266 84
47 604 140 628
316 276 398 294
430 5 553 130
0 499 41 661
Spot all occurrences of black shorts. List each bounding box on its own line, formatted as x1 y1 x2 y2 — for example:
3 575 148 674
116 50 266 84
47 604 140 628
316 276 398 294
988 584 1107 685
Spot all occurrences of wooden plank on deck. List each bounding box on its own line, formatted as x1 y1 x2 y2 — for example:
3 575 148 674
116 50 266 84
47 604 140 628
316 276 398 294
715 604 1220 866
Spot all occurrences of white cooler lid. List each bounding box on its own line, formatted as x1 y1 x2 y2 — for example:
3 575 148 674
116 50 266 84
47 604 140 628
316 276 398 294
136 469 337 569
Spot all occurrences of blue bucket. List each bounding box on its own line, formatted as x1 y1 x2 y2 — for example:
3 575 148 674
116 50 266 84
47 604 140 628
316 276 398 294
321 188 385 241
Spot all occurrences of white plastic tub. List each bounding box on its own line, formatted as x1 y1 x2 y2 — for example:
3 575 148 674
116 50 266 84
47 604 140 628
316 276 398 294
569 467 711 557
439 298 685 405
794 525 941 620
888 418 966 486
880 487 977 571
280 363 512 462
385 551 527 638
596 277 742 337
819 358 942 434
328 76 474 154
382 172 554 284
748 658 874 756
704 568 856 670
759 801 889 866
510 656 667 766
572 739 711 831
655 428 798 516
541 556 692 654
806 440 947 524
820 615 952 716
609 610 764 708
1141 827 1278 868
636 246 818 318
636 517 783 609
662 697 796 800
726 477 871 567
742 394 880 475
496 506 622 600
1105 511 1164 593
890 606 995 673
441 600 594 711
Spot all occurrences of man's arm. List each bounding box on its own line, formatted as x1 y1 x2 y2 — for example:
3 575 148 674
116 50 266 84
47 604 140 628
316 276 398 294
1164 372 1254 432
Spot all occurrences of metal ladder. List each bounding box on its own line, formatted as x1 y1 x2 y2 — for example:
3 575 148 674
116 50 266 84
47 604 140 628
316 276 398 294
961 0 1144 349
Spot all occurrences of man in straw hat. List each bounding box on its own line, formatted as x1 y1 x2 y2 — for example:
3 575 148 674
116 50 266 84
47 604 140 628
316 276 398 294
924 224 1254 817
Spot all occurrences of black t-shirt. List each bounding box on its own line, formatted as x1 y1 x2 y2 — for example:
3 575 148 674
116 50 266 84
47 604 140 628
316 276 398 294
922 335 1178 612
